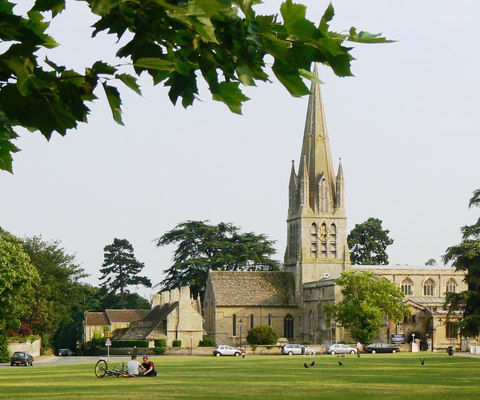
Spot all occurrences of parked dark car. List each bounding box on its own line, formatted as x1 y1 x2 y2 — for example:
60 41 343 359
58 348 74 356
10 352 34 366
365 343 400 354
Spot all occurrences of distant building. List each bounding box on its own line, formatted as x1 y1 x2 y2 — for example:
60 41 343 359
83 286 203 347
203 67 469 350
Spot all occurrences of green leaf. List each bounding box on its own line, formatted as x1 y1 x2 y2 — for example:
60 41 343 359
212 82 249 114
299 68 322 85
116 73 141 95
134 58 176 71
32 0 66 17
92 61 116 75
280 0 317 39
348 28 394 44
272 61 310 97
102 83 123 125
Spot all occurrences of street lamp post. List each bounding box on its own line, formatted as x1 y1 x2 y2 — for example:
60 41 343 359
239 319 243 350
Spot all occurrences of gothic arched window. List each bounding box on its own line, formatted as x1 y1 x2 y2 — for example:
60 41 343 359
267 314 273 326
329 223 337 258
319 223 327 258
310 223 318 258
250 313 254 329
309 310 314 332
232 314 237 336
423 278 435 296
446 279 458 294
284 315 294 339
401 278 413 296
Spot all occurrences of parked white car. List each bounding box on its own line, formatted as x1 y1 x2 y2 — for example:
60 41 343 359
327 343 357 355
213 345 242 357
282 344 305 355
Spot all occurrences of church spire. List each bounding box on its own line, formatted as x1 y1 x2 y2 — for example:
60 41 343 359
288 160 298 214
298 155 309 209
299 65 336 210
335 158 345 209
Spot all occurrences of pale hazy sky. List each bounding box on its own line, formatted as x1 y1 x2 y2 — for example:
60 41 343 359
1 1 479 297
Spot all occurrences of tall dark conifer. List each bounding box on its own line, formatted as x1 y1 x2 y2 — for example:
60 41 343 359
99 238 151 308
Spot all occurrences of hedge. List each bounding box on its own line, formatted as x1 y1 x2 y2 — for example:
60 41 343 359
154 347 166 355
111 340 149 348
246 325 278 345
154 338 167 348
172 339 182 348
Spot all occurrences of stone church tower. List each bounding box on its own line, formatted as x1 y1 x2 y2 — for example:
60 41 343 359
284 72 351 306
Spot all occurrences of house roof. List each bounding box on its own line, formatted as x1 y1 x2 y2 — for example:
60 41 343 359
407 297 446 305
353 264 457 271
104 309 150 323
84 312 109 326
208 271 296 307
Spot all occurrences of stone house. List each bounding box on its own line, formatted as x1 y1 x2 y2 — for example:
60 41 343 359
83 286 204 347
83 309 149 343
114 286 203 347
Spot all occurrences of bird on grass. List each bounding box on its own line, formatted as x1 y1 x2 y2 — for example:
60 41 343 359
420 358 426 365
304 363 309 369
338 361 343 366
310 361 315 367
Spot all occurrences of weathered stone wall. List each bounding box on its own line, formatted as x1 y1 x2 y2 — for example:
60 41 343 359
152 286 203 347
212 306 299 346
8 339 41 358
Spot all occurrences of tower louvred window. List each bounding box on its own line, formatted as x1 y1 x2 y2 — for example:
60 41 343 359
329 224 337 257
310 223 318 258
319 223 327 258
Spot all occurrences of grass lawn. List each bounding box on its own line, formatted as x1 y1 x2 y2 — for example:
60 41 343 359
0 353 479 400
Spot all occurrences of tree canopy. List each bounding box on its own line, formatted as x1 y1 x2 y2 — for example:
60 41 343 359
0 231 39 361
347 217 394 265
0 232 38 333
444 189 480 337
0 0 389 173
18 236 87 342
156 220 280 297
99 238 152 308
324 271 408 344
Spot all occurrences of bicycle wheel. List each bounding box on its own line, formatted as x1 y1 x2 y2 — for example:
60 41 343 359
95 359 108 378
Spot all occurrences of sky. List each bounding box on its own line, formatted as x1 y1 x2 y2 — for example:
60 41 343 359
1 1 479 298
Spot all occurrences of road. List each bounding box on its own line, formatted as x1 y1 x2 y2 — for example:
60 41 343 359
1 356 132 368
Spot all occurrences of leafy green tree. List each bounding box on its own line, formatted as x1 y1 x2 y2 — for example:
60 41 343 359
425 258 437 266
324 271 408 344
246 325 278 345
99 238 152 308
18 236 86 347
156 220 280 297
0 232 38 361
0 0 389 173
444 189 480 337
347 218 394 265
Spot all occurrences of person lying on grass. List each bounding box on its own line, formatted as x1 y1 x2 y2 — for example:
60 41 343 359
141 356 157 377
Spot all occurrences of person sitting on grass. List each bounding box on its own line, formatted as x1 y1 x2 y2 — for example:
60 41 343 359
141 356 157 377
127 354 144 377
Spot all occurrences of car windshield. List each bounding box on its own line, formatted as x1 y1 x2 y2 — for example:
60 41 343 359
13 352 25 357
225 345 233 350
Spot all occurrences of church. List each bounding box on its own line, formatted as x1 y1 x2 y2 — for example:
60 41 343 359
203 72 467 350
